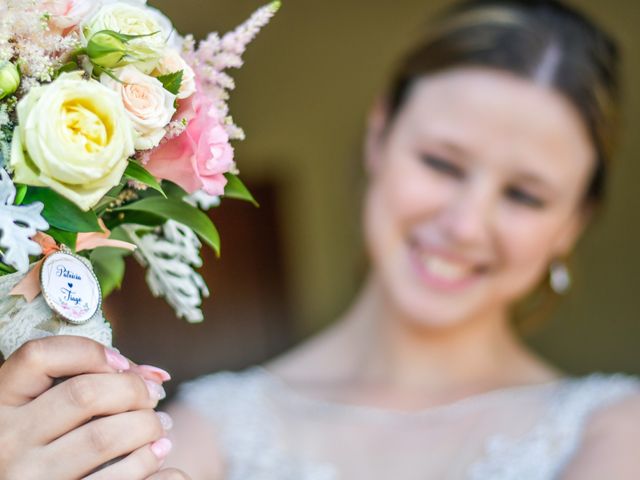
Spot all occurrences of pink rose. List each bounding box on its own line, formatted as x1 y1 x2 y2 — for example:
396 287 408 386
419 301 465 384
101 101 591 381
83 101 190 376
145 92 235 195
40 0 96 34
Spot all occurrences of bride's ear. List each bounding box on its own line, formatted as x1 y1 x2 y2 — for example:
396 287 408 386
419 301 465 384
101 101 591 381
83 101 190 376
364 97 390 175
551 205 594 258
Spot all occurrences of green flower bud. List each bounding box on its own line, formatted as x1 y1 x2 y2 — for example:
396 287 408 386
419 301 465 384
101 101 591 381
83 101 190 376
86 30 129 69
0 62 20 100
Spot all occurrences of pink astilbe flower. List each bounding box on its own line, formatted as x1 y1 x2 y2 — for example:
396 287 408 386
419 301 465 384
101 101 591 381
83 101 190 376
182 1 280 141
0 0 81 90
145 90 235 196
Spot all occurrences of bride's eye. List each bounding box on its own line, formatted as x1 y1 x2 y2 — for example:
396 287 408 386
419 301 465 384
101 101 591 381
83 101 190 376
505 186 546 209
421 154 464 179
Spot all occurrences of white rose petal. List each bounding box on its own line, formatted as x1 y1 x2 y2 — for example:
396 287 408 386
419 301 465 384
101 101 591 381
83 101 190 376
101 66 176 150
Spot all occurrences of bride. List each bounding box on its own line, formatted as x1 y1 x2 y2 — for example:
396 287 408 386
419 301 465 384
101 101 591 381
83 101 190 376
0 0 637 479
164 0 640 478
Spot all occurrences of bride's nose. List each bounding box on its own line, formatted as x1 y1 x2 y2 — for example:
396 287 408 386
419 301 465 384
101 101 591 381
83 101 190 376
434 180 496 248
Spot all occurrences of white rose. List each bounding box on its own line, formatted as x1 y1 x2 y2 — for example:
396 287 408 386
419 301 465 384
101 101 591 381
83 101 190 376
141 4 182 49
103 1 183 47
10 72 135 211
84 2 171 73
101 66 176 150
152 49 196 99
93 0 177 45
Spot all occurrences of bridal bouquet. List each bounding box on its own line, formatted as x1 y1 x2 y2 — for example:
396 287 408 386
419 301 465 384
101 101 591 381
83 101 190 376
0 0 279 358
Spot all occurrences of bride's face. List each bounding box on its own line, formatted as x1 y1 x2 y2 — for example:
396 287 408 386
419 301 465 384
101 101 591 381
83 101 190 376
364 68 595 328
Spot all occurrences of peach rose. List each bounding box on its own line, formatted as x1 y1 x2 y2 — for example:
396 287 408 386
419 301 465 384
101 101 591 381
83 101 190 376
100 66 175 150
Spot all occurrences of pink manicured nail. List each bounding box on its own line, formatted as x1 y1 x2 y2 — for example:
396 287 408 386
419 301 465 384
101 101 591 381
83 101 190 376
156 411 173 431
151 438 172 460
144 379 166 400
138 365 171 382
104 348 130 372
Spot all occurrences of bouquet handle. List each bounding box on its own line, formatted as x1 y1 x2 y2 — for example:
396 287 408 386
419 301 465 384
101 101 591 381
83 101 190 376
0 263 112 360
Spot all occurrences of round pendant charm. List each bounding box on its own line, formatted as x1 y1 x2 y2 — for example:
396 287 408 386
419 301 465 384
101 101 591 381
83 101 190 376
39 251 102 325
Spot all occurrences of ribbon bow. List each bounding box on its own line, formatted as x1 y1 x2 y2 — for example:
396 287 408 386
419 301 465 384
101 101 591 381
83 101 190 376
10 221 136 302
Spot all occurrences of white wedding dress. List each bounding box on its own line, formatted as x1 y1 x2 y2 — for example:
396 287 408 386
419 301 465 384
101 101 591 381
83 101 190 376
179 367 639 479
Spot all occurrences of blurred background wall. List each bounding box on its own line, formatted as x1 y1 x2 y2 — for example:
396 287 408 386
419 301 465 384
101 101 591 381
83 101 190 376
108 0 640 391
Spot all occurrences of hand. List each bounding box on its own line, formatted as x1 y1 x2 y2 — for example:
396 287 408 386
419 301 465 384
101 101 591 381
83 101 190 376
146 469 192 480
0 335 171 480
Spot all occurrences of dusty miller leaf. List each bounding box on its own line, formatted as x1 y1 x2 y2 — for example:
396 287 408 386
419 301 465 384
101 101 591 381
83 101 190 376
122 221 209 322
185 189 221 210
0 169 49 272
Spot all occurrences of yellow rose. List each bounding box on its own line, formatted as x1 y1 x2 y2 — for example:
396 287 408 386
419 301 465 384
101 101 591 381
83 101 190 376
10 71 135 211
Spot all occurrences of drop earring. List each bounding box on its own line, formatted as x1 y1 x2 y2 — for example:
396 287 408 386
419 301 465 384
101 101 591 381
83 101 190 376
549 260 571 295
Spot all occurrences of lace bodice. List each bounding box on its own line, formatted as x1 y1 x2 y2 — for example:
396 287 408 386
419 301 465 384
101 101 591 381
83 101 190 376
178 368 639 479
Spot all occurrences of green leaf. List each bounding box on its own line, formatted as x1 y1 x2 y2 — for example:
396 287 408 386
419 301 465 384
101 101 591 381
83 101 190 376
94 65 123 83
23 187 101 233
109 225 137 243
93 29 161 43
161 180 188 200
113 197 220 254
93 182 126 215
14 184 27 205
104 210 165 230
0 262 16 275
56 61 79 76
223 173 259 207
104 183 126 198
124 161 165 196
157 70 183 95
90 246 129 297
47 227 78 251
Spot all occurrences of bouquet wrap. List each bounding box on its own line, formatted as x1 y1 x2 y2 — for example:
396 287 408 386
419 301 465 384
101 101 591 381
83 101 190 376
0 261 112 358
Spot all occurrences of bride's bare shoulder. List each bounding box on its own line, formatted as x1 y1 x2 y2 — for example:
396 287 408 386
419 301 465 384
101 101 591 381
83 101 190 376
561 392 640 479
164 400 226 480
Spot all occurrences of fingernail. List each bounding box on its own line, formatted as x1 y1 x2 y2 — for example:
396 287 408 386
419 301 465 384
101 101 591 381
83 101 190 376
151 437 172 460
138 365 171 383
156 411 173 431
144 379 166 400
104 348 130 372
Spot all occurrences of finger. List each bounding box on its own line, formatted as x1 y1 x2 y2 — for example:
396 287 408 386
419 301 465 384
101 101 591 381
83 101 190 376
82 439 173 480
0 336 131 406
130 365 172 384
145 467 192 480
25 372 166 444
44 409 166 479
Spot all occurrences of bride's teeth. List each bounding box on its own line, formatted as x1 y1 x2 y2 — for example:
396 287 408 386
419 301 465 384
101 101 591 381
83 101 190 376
422 255 470 281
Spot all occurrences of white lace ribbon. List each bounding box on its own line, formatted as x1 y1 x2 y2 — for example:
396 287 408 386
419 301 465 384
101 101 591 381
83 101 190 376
0 261 112 359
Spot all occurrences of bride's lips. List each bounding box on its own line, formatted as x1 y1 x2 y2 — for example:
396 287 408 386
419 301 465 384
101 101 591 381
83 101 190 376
407 241 487 292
